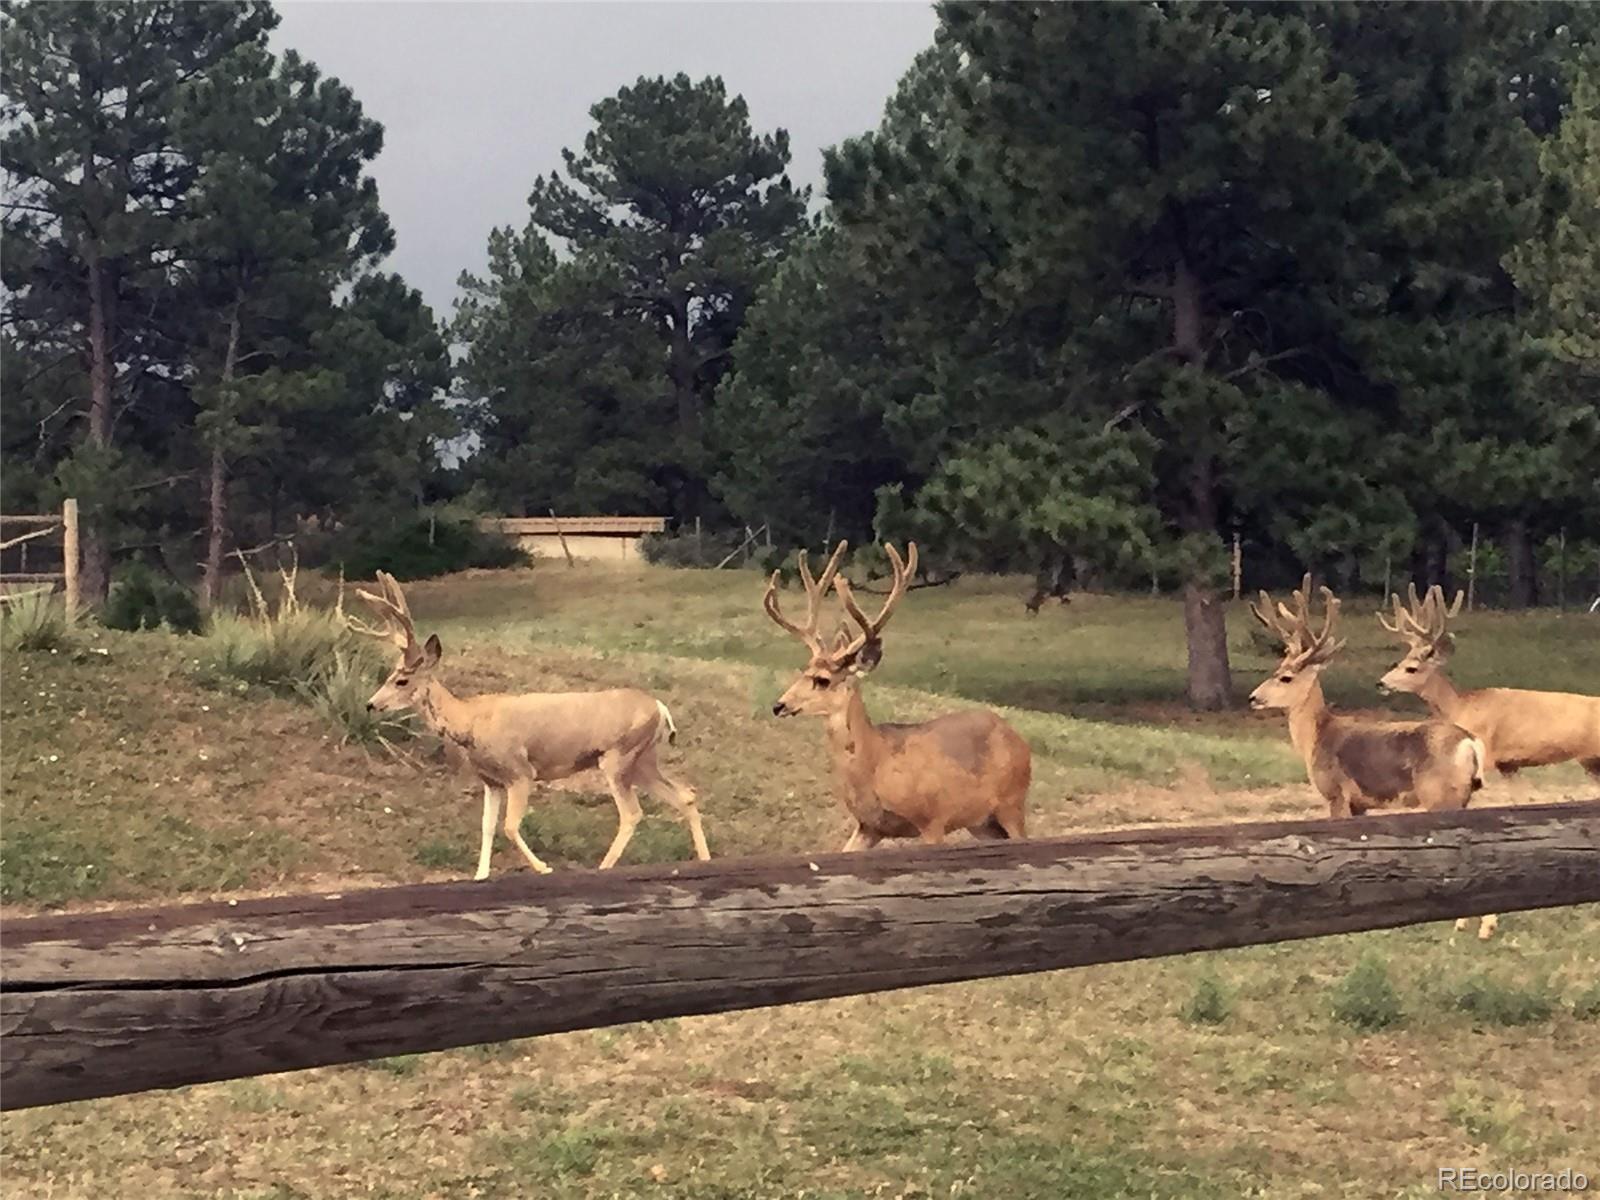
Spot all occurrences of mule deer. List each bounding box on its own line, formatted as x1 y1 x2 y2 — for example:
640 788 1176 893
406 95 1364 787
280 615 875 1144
352 572 710 877
1378 583 1600 781
763 541 1031 849
1249 577 1494 937
1376 583 1600 941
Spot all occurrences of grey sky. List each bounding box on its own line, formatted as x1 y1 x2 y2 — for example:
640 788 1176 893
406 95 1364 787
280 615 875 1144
271 2 938 320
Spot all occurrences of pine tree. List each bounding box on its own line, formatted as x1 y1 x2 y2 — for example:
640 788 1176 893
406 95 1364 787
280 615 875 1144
2 0 277 601
458 74 807 520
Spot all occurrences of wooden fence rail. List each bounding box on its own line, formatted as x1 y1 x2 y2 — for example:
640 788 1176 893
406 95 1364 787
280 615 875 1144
0 498 79 615
3 802 1597 1111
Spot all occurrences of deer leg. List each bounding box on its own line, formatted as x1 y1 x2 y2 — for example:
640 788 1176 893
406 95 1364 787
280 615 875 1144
474 785 503 881
631 748 710 861
598 757 644 869
917 825 948 846
841 824 881 852
502 779 553 875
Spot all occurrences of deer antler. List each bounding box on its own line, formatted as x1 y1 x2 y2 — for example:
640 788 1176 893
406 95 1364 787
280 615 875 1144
349 570 418 658
832 542 918 668
1377 582 1462 650
1249 572 1313 655
1251 573 1345 667
762 541 850 657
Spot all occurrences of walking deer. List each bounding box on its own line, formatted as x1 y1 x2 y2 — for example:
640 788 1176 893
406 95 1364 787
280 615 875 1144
762 541 1031 849
352 572 710 878
1249 577 1494 937
1378 584 1600 781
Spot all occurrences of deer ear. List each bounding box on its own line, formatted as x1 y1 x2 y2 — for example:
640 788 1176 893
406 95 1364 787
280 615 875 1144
421 633 442 668
845 639 884 675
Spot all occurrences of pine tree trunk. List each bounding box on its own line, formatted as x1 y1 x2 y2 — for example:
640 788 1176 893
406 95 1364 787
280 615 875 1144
79 257 113 605
200 305 242 611
1183 582 1233 710
1171 252 1234 710
1503 518 1536 609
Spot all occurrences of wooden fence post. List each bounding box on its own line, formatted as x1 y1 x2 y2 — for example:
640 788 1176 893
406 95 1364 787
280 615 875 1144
61 498 80 619
1231 530 1242 601
1466 521 1479 612
547 509 575 568
1557 528 1566 612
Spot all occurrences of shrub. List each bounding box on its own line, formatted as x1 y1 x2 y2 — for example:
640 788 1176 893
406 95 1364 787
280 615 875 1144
1448 974 1557 1027
102 562 203 634
640 526 753 569
334 515 526 581
1331 952 1404 1031
0 587 70 652
1182 972 1233 1026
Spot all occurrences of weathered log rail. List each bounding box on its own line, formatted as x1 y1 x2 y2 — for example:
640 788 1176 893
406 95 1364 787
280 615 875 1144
3 802 1597 1111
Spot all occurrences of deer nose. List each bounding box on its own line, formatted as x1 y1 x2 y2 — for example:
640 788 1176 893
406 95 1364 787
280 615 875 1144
771 701 787 716
366 702 376 713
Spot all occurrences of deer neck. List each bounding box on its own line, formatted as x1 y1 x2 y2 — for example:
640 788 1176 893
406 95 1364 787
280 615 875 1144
1286 677 1333 768
1414 668 1462 717
415 678 473 744
824 685 883 775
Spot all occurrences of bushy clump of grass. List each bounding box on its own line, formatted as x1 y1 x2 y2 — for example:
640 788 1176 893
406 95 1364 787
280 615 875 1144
1331 952 1404 1031
1182 972 1234 1026
0 588 70 652
1448 974 1557 1027
197 553 369 692
412 838 474 871
298 648 413 747
1572 980 1600 1021
199 607 361 692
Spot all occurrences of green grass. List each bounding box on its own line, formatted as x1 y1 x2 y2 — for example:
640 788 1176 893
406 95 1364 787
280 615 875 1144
1331 951 1406 1031
1445 973 1560 1027
3 563 1598 1199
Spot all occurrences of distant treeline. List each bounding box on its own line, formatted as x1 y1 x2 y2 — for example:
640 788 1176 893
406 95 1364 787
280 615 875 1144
4 2 1598 703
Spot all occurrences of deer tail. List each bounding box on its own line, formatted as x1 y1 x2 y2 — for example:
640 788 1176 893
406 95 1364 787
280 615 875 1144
655 700 678 746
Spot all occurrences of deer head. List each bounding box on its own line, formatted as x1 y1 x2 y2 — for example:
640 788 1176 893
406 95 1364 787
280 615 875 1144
764 541 917 718
1377 582 1462 696
348 570 442 713
1247 574 1347 711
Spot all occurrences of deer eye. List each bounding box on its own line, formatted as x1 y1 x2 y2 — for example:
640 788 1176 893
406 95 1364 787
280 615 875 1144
811 675 832 690
1404 666 1418 674
394 677 410 688
1278 674 1293 684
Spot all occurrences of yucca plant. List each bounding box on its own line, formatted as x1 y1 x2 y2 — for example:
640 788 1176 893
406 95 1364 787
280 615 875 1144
197 550 371 693
300 648 416 749
0 588 70 652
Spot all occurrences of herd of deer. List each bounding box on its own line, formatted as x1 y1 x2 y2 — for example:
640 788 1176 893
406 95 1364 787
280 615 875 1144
350 545 1599 940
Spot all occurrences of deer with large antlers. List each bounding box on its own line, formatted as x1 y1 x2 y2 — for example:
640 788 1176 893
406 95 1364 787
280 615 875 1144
352 572 711 877
1249 576 1486 821
1250 579 1499 934
1378 583 1600 782
763 541 1031 849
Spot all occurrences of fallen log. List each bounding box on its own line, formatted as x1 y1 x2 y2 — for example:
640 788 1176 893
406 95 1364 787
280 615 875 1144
3 801 1596 1110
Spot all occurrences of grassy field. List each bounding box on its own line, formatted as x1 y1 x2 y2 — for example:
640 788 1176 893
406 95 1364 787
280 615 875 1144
3 562 1598 1198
